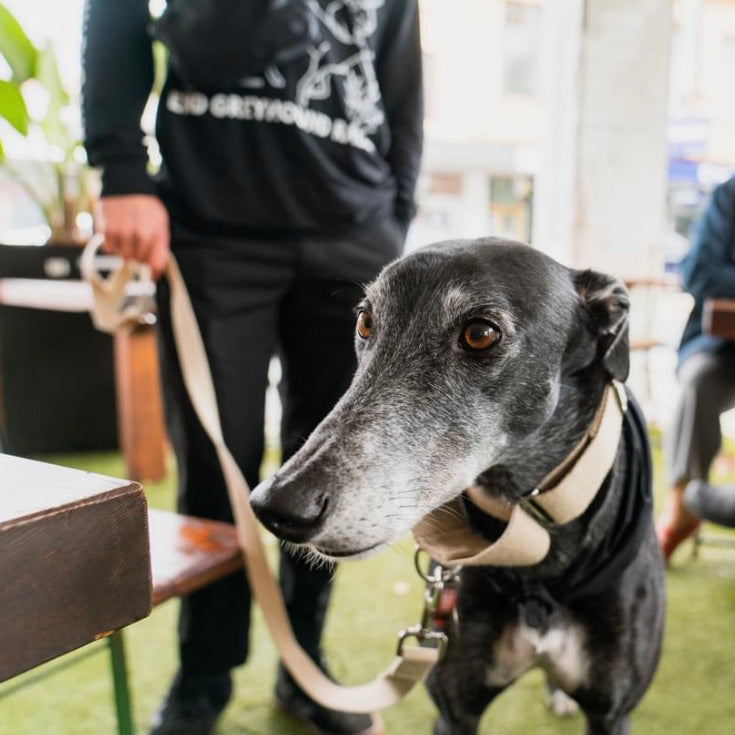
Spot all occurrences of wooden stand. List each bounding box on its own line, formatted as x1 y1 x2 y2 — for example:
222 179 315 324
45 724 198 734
114 325 167 482
0 274 168 482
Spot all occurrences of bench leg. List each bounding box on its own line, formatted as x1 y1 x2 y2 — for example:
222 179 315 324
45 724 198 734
108 630 136 735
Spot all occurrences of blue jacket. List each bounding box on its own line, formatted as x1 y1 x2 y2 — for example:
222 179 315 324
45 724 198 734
678 175 735 368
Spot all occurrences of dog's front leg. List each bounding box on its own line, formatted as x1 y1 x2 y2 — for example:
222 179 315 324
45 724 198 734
426 649 506 735
584 712 631 735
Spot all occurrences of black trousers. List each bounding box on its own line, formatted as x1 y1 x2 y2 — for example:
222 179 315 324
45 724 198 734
156 216 404 675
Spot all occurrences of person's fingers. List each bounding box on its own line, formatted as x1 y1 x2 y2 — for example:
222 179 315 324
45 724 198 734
99 212 131 258
147 201 171 278
149 229 171 280
100 231 121 255
121 232 136 260
92 200 106 237
95 201 124 256
93 194 170 271
135 229 156 266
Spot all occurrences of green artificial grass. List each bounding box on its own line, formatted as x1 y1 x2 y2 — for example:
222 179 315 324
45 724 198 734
1 439 734 734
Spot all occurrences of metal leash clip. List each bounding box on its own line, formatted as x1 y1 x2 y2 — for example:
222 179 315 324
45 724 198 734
396 548 462 659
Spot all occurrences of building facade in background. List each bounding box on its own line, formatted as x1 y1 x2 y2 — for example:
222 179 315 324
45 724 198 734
414 0 735 271
2 0 735 264
668 0 735 250
410 0 542 249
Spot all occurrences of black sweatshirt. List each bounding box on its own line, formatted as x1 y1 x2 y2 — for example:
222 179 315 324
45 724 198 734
82 0 423 232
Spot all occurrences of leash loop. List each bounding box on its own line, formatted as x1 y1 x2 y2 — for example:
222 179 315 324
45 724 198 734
80 233 157 331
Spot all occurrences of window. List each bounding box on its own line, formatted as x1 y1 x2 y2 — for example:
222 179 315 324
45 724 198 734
489 175 534 242
502 1 543 97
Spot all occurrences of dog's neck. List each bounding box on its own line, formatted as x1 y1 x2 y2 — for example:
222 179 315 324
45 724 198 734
478 370 606 503
414 376 629 571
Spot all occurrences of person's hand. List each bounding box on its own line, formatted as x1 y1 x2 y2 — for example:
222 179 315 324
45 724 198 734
94 194 170 279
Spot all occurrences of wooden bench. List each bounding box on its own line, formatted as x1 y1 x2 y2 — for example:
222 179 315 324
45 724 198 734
106 509 243 735
622 276 682 408
704 298 735 340
148 509 243 606
0 454 243 735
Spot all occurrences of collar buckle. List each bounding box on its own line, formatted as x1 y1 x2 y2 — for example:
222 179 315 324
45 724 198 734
612 379 628 413
519 488 555 525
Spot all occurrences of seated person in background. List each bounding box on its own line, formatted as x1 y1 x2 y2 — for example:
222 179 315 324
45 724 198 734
657 175 735 561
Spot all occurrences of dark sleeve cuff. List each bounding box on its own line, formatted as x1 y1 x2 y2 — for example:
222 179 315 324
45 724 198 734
395 198 417 226
99 159 157 197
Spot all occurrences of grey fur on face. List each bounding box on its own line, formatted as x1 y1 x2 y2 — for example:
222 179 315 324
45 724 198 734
251 237 629 560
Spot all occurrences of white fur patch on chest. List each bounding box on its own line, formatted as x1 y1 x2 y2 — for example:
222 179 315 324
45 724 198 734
485 620 590 691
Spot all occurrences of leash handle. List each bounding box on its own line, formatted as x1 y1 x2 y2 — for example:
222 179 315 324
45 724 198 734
82 238 439 712
81 234 156 332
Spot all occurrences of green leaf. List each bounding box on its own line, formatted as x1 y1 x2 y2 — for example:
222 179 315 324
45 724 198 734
37 44 71 153
0 77 29 134
0 2 37 82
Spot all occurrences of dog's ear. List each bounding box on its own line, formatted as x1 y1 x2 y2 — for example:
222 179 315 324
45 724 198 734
572 269 630 381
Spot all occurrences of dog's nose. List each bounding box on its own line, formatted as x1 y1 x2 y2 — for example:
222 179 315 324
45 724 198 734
250 477 328 543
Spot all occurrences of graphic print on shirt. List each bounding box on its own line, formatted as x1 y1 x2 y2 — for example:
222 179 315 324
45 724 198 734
164 0 386 154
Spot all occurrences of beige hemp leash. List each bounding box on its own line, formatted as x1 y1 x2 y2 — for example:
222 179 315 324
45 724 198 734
81 235 443 713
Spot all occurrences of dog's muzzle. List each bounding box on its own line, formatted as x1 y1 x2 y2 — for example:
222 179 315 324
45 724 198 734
251 475 328 543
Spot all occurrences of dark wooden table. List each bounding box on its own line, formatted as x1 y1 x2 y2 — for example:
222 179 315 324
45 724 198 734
0 453 152 682
703 298 735 339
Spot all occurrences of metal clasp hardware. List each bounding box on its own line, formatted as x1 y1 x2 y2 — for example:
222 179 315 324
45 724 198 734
396 548 462 659
396 625 448 657
414 547 461 585
518 491 555 525
612 379 628 413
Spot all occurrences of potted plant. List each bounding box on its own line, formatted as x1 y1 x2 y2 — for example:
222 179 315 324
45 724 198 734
0 3 119 456
0 1 95 245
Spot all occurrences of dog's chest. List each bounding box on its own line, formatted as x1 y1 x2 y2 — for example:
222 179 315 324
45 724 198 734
485 619 590 691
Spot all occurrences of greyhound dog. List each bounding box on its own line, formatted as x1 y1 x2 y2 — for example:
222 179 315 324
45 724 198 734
251 238 665 735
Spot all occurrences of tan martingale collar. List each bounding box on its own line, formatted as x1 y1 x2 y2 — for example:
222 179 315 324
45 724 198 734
413 381 628 568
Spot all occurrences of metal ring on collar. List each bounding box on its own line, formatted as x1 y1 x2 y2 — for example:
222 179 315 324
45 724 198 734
414 546 462 583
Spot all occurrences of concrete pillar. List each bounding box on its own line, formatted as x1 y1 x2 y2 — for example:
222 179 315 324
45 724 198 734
533 0 673 278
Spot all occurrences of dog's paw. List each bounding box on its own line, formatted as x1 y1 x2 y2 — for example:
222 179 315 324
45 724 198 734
547 687 580 718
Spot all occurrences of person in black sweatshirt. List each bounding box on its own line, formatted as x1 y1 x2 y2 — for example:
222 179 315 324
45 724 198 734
82 2 422 734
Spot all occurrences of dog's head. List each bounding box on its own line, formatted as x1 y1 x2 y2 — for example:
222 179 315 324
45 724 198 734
251 238 629 560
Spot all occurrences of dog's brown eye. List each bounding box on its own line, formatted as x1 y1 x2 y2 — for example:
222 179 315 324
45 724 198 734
461 321 501 351
356 310 373 339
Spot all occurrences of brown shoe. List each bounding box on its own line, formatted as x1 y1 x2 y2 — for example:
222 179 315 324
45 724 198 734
656 515 701 562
